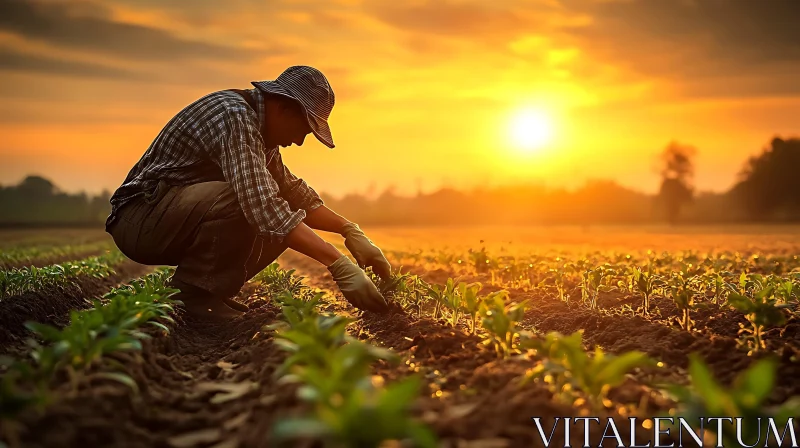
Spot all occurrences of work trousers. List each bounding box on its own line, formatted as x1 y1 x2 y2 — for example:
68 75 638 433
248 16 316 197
106 180 288 298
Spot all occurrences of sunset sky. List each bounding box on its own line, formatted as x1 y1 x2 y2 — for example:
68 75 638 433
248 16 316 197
1 0 798 198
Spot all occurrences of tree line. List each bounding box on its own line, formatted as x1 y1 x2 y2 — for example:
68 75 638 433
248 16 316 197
0 136 797 227
0 176 111 227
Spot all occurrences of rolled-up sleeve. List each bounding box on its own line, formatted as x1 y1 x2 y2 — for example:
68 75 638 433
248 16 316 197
214 109 306 243
267 151 324 212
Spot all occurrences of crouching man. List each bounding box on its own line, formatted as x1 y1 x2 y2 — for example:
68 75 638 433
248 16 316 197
105 66 391 322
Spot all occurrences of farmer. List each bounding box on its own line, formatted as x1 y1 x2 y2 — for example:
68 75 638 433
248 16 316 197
105 65 392 321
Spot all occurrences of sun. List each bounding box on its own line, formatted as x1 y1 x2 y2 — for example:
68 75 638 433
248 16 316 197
509 109 553 152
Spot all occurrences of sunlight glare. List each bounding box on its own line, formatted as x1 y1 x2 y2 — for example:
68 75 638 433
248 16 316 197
509 109 553 152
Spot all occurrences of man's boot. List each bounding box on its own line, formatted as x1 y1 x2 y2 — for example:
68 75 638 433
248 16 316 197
167 278 244 322
174 291 244 322
222 297 250 312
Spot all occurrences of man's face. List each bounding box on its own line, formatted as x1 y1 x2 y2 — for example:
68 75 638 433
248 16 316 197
264 98 313 149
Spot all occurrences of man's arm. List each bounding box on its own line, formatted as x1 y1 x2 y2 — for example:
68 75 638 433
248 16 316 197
303 205 350 234
215 108 342 267
285 222 342 266
265 151 352 234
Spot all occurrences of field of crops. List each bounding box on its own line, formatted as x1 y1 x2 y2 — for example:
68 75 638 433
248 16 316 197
2 225 800 448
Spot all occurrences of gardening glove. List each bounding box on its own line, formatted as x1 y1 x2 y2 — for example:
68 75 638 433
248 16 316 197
341 222 392 280
327 255 389 313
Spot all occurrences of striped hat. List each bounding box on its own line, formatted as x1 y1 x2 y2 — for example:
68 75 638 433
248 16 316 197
252 66 336 149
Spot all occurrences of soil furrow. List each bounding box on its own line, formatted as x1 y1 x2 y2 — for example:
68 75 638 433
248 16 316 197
14 306 304 448
0 259 152 355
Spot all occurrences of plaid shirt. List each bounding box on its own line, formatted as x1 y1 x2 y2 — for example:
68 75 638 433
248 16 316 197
106 88 323 243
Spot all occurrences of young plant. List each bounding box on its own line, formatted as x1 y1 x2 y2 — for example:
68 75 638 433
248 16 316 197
458 282 483 334
618 266 664 316
254 263 305 297
726 286 790 355
267 313 352 377
479 291 529 358
403 274 431 319
274 374 437 448
580 265 615 310
521 330 653 412
468 246 490 274
665 270 704 332
366 268 429 315
549 262 572 304
441 279 464 328
426 278 457 321
661 354 800 447
266 263 435 448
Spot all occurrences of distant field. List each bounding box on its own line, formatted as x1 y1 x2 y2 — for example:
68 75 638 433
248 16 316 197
354 224 800 255
3 224 799 255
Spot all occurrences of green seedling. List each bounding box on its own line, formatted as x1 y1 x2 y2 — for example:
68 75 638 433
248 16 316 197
479 291 529 358
264 264 434 448
661 354 800 447
580 265 615 310
522 330 653 412
468 247 490 274
549 262 572 304
697 271 733 305
273 375 437 448
665 270 704 332
278 340 398 407
402 274 431 319
254 263 306 297
366 268 429 315
271 290 324 321
727 286 790 355
458 281 484 334
267 312 353 377
426 278 458 320
441 279 464 328
618 266 665 316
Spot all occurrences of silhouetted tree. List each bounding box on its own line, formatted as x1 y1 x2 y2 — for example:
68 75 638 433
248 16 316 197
17 175 56 198
732 137 800 220
656 141 696 224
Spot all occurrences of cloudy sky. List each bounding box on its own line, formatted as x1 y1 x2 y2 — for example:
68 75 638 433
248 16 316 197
1 0 798 197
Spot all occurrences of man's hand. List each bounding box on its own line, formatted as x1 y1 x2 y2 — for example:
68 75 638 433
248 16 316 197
340 222 392 279
327 255 389 313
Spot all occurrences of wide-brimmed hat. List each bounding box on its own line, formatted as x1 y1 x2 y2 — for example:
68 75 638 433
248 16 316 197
252 66 336 149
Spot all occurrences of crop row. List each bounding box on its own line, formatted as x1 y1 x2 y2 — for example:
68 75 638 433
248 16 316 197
387 248 800 355
0 268 179 446
525 331 800 445
0 241 115 270
253 264 437 447
253 262 800 444
392 248 800 282
0 250 126 300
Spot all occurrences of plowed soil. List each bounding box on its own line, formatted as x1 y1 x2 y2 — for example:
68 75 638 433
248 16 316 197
5 241 799 448
0 259 151 354
13 309 305 448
